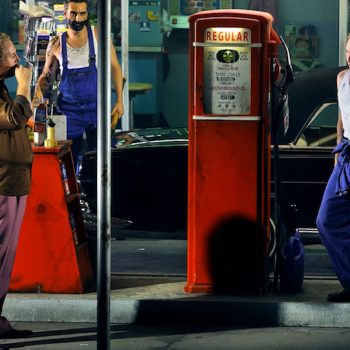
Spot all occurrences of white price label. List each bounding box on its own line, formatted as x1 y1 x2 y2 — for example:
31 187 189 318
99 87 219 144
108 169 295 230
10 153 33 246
203 27 251 115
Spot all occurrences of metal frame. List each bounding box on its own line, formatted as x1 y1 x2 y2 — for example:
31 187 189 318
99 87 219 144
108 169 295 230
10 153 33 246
339 0 348 66
97 0 112 349
121 1 130 131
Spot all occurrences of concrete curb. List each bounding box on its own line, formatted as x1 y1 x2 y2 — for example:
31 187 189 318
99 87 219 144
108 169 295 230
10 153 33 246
4 295 139 324
4 294 350 327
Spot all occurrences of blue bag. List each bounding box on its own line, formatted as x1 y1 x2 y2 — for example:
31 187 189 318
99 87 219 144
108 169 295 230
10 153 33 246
280 230 304 293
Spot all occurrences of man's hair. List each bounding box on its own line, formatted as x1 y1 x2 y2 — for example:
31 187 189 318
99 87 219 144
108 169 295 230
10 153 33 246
64 0 88 11
0 33 10 64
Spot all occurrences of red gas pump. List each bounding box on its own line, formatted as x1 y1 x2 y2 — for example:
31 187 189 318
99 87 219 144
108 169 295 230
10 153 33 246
186 10 281 294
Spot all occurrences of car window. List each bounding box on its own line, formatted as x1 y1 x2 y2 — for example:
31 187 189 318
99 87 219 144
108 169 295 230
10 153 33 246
295 102 338 147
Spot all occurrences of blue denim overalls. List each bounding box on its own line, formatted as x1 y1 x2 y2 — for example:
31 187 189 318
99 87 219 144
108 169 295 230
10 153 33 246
57 26 97 167
317 138 350 291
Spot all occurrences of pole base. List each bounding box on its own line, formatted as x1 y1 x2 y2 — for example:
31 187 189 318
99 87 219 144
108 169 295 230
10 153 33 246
184 282 213 294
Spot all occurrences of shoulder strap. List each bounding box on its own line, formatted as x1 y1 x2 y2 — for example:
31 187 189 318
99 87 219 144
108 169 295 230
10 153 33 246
87 26 96 66
61 32 68 69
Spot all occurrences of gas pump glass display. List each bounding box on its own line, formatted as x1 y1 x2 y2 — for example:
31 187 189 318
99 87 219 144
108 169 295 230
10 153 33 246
202 27 251 115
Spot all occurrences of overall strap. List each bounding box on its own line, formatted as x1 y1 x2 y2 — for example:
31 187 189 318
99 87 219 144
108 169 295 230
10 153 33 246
87 26 96 66
61 31 68 69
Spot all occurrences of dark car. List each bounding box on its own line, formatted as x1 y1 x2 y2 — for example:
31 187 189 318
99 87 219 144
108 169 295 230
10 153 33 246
79 129 188 232
78 67 344 237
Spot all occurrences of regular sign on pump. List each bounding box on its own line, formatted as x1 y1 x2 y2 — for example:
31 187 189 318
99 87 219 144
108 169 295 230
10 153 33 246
203 27 251 115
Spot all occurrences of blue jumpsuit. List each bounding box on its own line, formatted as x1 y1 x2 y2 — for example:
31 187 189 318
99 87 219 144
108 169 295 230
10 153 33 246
316 139 350 291
57 26 97 170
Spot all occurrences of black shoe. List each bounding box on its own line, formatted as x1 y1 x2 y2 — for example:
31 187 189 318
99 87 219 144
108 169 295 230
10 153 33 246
0 328 33 339
327 290 350 302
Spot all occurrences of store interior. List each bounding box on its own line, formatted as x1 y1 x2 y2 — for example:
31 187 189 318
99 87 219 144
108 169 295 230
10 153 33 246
0 0 343 130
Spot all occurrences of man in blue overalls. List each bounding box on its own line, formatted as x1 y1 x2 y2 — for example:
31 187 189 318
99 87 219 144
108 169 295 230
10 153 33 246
34 0 124 170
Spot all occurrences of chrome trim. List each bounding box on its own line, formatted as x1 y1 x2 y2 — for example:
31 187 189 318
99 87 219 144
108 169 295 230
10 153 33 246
193 42 262 48
292 102 336 146
193 115 261 121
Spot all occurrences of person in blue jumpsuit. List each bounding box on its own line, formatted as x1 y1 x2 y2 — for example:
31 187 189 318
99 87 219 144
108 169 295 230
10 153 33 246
316 35 350 302
34 0 124 170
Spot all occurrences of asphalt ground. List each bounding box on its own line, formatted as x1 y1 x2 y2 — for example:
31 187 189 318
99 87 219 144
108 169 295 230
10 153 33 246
107 231 335 278
3 235 343 326
2 324 350 349
1 231 344 350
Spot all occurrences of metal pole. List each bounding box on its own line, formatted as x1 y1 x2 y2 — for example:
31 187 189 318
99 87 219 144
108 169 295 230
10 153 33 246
121 0 130 131
339 0 348 66
97 0 111 349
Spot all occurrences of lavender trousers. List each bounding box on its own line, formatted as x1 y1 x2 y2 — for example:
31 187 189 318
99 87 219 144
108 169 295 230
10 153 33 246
0 195 27 316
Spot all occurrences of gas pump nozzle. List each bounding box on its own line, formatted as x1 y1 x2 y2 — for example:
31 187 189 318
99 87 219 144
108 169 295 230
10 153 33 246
279 35 295 86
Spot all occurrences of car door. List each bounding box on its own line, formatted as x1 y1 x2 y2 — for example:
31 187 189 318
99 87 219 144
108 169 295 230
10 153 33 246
275 102 337 233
